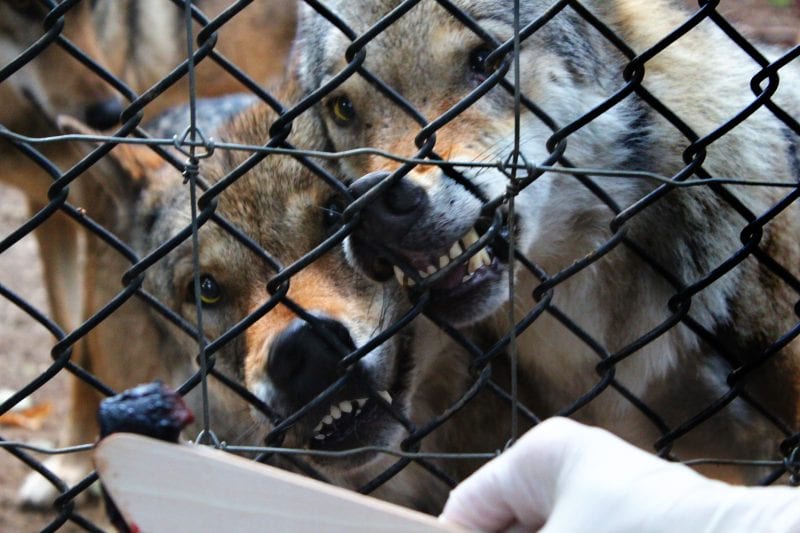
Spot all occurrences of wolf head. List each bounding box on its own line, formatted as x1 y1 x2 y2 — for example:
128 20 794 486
292 0 649 326
59 95 443 498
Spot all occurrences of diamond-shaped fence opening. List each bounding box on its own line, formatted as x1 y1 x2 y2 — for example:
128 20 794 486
0 0 798 530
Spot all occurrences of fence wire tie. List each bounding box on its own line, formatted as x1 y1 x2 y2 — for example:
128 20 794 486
173 125 215 160
784 447 800 486
500 150 531 196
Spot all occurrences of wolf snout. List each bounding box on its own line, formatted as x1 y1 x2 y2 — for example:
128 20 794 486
84 97 124 130
349 171 429 242
267 317 356 406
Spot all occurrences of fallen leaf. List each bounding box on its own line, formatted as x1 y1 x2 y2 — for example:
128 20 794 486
0 402 53 430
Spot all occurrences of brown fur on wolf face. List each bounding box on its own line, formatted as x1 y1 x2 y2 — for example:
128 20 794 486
294 0 800 482
20 92 518 513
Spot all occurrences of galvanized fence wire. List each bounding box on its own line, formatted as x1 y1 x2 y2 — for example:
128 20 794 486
0 0 799 529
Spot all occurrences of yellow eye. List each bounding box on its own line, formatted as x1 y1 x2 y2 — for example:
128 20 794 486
187 274 223 306
329 95 356 126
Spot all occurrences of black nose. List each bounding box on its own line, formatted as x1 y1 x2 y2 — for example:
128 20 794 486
84 98 123 130
268 317 356 405
348 171 428 242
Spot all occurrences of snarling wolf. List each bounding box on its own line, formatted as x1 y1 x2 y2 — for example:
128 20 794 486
18 91 518 513
292 0 800 481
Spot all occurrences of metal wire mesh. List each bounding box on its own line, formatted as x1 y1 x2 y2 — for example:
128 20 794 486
1 0 799 530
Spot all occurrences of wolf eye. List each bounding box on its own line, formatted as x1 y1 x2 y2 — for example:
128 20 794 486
469 45 500 79
187 274 223 306
328 95 356 126
321 197 345 229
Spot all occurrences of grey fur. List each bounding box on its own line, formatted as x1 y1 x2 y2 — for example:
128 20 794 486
292 0 800 481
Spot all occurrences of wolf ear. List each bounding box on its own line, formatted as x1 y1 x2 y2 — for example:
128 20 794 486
57 115 167 208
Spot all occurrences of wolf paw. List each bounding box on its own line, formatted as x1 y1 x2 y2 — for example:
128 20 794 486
17 454 97 508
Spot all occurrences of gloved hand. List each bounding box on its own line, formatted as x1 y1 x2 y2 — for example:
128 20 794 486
439 417 800 532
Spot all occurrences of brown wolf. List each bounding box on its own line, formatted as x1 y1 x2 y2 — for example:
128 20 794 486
292 0 800 483
18 89 520 513
3 2 297 505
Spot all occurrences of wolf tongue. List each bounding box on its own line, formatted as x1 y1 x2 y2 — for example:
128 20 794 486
431 261 469 290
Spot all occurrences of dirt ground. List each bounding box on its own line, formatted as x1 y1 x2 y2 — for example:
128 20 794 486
1 1 799 531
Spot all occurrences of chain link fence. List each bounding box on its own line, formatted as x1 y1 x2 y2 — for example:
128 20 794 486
1 0 799 530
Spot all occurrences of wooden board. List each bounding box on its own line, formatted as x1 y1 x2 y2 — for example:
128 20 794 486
95 434 464 532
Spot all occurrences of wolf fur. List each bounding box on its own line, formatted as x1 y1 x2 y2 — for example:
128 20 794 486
18 90 519 513
4 2 297 506
292 0 800 482
1 0 296 333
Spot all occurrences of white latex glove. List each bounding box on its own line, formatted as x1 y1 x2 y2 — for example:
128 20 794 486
439 417 800 532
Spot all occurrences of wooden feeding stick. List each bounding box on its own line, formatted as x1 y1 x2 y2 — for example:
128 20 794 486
95 434 464 532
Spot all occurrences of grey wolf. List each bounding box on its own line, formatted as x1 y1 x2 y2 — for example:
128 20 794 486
292 0 800 482
19 92 518 513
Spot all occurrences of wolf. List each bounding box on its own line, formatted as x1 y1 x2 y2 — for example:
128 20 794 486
18 90 521 514
1 0 127 336
292 0 800 482
0 0 296 334
4 2 296 506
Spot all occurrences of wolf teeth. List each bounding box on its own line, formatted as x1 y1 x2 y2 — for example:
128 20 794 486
393 266 415 287
479 248 492 267
390 226 493 288
462 227 480 248
466 248 492 274
313 393 391 442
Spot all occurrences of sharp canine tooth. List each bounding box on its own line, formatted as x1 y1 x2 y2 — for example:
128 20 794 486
393 266 404 285
314 422 323 433
462 227 479 247
479 248 492 266
467 253 482 275
418 269 428 279
462 275 471 282
330 405 341 419
439 255 450 269
340 401 352 413
449 242 462 259
427 265 437 276
322 415 333 425
407 275 415 287
378 391 392 403
356 398 367 407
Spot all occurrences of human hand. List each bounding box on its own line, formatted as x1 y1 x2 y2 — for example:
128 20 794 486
439 417 800 532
